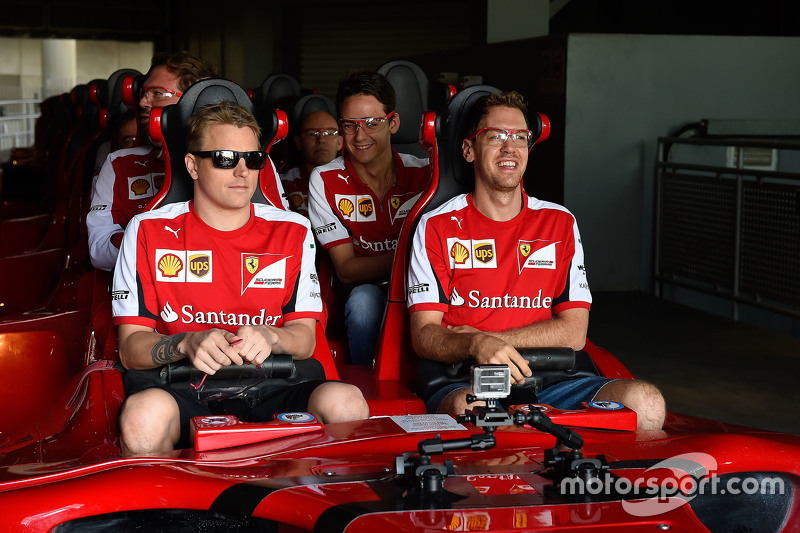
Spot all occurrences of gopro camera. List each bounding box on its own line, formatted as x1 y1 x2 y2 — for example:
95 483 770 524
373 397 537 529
470 365 511 401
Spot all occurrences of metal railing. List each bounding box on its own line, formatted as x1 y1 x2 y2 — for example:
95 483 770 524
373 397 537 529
654 136 800 319
0 99 41 160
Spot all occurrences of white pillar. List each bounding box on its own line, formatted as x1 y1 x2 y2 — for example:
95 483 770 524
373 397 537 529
42 39 77 98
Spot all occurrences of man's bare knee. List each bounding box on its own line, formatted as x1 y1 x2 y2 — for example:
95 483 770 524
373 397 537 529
308 382 369 423
595 379 666 431
119 389 181 456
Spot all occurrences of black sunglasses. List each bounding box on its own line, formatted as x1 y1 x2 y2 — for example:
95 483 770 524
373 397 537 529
190 150 267 170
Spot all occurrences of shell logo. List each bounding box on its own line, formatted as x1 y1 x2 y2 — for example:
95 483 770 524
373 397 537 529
338 198 354 217
446 515 461 530
130 178 151 196
290 193 303 208
450 241 469 264
158 253 183 277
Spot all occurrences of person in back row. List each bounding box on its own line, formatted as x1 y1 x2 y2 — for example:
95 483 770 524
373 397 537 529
94 108 138 174
308 71 430 365
113 101 369 456
407 90 665 431
87 51 217 271
281 110 342 217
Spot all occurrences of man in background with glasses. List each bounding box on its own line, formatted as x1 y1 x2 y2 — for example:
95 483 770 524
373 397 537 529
113 102 369 455
406 91 665 430
282 110 342 218
309 71 430 365
87 51 216 271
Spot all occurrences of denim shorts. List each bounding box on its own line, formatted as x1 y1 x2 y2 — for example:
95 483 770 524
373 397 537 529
426 376 615 413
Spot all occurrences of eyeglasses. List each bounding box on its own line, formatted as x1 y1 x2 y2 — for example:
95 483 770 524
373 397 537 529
140 86 183 103
302 128 339 139
468 128 534 148
339 111 395 135
190 150 267 170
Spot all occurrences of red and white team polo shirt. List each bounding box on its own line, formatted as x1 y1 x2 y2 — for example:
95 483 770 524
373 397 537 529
407 193 591 331
87 146 165 270
308 151 430 257
113 201 322 334
281 166 310 217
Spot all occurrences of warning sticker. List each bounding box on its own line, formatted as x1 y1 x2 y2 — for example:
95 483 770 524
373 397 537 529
390 414 467 433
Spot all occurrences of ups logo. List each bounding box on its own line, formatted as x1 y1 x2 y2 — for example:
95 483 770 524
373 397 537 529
189 254 210 277
474 243 494 263
358 198 374 218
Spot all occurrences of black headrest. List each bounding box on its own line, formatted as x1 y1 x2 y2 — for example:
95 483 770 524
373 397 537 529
251 74 301 129
121 74 145 111
423 85 498 216
69 84 90 118
148 78 269 209
290 93 336 134
83 79 106 132
377 60 455 158
104 68 141 131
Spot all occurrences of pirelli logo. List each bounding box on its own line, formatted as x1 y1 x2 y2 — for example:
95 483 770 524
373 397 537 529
314 222 336 235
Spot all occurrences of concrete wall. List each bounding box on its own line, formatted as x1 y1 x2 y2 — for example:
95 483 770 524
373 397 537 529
563 34 800 292
487 0 549 43
75 40 153 84
0 37 152 100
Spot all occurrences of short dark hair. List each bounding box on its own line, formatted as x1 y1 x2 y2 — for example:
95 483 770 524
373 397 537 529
464 90 530 138
148 51 217 93
186 101 261 153
336 71 396 116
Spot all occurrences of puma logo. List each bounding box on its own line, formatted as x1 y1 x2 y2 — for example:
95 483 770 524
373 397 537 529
337 173 349 184
451 216 463 230
164 225 181 238
134 161 148 167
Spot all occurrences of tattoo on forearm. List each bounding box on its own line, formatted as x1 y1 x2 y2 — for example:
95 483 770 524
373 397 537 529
151 333 187 366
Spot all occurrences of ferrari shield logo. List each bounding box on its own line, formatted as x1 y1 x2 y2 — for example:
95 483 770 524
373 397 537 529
245 256 259 274
519 243 531 257
390 197 400 209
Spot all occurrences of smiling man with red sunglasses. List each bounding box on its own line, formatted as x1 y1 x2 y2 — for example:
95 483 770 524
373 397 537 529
407 91 666 431
112 101 369 455
87 51 217 271
308 71 430 365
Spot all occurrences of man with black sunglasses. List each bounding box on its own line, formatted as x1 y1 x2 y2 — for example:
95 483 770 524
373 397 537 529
112 101 369 455
87 51 217 271
407 91 665 431
308 71 430 365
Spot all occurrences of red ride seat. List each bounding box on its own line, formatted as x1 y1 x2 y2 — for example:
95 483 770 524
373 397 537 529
373 84 631 392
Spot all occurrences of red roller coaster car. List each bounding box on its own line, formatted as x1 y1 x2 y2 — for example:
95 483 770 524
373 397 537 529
0 83 798 532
